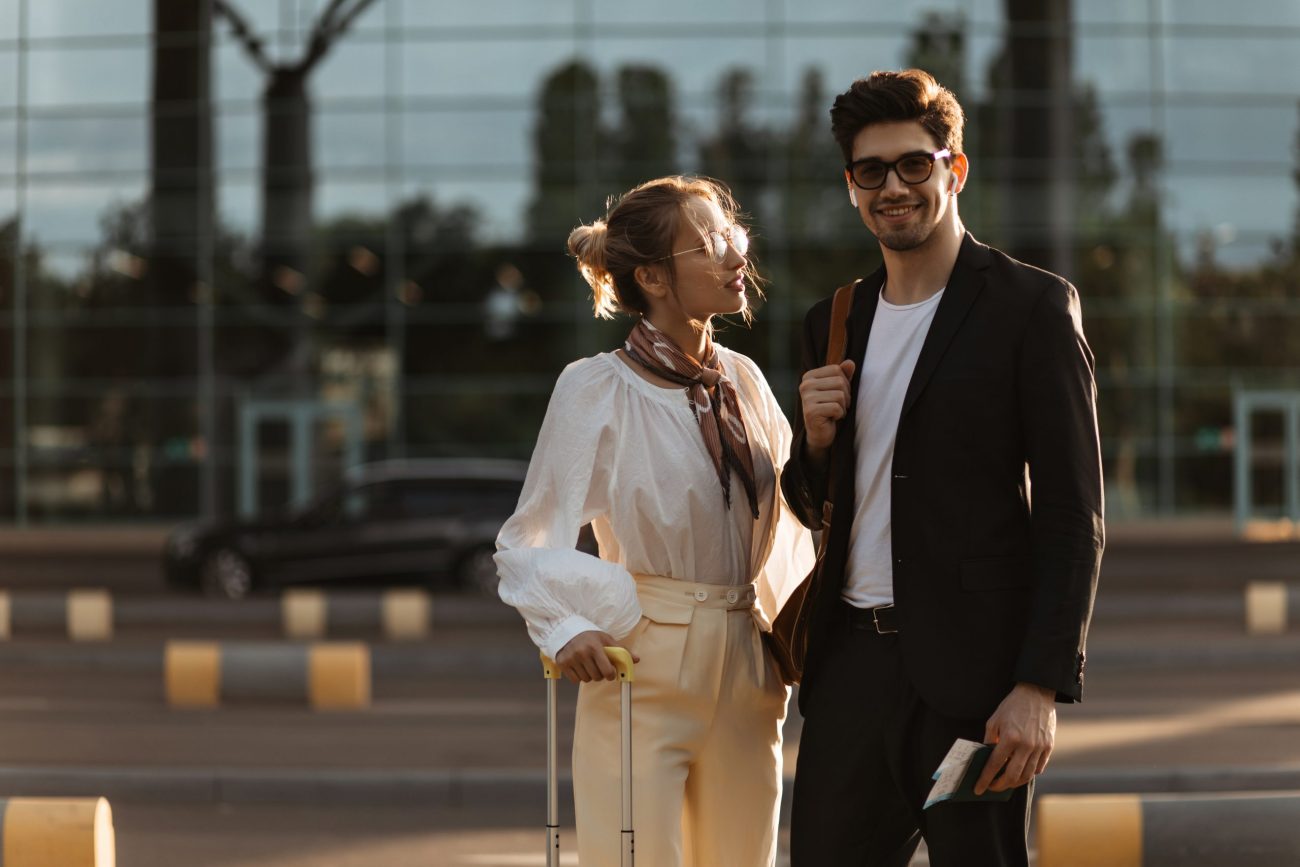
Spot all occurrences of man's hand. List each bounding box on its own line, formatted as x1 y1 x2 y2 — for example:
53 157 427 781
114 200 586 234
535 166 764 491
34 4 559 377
555 630 640 684
799 359 856 459
975 683 1056 795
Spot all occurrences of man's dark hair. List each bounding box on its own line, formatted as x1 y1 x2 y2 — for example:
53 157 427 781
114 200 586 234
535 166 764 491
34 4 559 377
830 68 965 163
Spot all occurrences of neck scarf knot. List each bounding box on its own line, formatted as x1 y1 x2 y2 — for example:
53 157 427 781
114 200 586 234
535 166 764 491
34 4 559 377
624 319 760 519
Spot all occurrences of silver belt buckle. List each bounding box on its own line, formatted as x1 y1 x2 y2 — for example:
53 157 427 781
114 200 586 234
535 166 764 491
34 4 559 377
873 604 898 634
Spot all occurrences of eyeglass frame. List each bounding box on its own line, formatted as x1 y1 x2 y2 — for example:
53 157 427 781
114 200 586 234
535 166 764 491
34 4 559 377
845 148 953 191
654 224 750 265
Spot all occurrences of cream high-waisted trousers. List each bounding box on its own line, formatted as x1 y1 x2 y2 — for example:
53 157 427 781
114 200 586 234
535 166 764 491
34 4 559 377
573 574 789 867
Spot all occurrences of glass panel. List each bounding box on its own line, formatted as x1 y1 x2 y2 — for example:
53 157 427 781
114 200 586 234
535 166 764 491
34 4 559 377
216 178 258 239
784 37 918 108
1164 173 1294 264
1075 0 1152 27
779 0 971 24
588 36 764 104
27 113 148 174
0 51 16 107
1075 35 1155 96
214 40 265 104
22 179 147 252
400 0 575 28
216 108 259 172
26 46 149 107
401 107 530 169
400 176 527 243
402 35 576 98
314 38 386 101
317 110 386 170
0 119 15 171
1158 0 1300 28
317 181 389 222
27 0 149 38
24 391 203 519
1164 104 1295 165
1165 36 1300 96
594 0 761 24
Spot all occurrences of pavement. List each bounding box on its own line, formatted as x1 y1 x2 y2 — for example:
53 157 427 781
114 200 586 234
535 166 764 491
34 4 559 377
1 521 1299 864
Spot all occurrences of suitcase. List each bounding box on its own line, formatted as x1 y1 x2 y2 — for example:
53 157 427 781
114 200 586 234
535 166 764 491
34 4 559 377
541 647 636 866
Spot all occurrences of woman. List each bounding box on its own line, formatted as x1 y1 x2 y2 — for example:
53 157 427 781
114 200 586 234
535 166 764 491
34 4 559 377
495 176 813 866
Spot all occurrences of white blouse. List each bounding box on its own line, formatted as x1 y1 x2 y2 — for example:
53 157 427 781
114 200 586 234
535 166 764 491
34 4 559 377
495 348 815 660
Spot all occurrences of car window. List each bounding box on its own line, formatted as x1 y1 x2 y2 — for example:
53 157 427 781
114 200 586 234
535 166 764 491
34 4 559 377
342 482 406 522
399 481 522 518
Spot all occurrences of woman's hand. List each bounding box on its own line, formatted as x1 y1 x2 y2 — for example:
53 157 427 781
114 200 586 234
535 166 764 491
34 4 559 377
555 630 640 683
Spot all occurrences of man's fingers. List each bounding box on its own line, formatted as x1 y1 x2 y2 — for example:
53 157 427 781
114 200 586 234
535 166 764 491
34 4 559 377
989 744 1031 793
974 743 1011 796
1034 745 1052 776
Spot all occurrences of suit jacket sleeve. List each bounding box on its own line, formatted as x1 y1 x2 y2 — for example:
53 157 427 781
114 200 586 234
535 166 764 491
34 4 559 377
1014 280 1105 702
781 300 832 531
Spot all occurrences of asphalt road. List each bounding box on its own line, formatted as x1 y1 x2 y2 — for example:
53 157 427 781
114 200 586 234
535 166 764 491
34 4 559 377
1 524 1298 865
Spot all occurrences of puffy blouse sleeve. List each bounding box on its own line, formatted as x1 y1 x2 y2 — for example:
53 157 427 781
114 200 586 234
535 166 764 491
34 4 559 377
748 362 817 630
494 359 642 660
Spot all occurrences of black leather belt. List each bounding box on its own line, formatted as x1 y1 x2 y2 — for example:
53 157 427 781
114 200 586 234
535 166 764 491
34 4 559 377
846 602 900 634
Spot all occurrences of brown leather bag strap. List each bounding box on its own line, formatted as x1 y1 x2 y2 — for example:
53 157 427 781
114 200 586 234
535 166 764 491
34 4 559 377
825 280 858 366
815 279 858 527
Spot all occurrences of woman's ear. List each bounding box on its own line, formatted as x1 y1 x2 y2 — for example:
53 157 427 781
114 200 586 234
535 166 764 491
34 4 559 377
635 264 669 300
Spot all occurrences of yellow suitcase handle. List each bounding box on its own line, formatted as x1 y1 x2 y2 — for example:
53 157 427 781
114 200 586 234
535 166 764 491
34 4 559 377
541 647 635 682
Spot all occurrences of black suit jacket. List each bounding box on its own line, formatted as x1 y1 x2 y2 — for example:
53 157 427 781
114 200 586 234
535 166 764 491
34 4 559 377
782 233 1104 721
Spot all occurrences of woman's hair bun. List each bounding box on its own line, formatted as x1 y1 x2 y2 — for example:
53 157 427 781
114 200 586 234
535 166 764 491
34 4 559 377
567 220 618 319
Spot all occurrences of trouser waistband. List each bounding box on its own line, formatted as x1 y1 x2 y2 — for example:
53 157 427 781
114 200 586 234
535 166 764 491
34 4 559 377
633 573 756 611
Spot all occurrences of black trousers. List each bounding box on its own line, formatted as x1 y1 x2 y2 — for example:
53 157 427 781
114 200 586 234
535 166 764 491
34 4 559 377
790 601 1032 867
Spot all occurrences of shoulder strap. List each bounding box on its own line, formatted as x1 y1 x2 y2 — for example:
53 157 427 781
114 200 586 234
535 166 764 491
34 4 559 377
825 279 859 365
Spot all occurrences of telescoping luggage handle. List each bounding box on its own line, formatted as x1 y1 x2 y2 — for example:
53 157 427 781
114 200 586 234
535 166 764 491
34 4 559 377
541 647 636 867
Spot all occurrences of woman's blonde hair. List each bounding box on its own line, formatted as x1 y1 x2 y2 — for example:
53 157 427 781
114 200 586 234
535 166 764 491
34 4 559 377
566 176 762 322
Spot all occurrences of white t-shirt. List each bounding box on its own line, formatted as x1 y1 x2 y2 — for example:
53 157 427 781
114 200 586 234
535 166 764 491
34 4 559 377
843 286 945 609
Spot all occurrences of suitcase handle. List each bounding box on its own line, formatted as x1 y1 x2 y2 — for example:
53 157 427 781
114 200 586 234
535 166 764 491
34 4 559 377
541 647 636 681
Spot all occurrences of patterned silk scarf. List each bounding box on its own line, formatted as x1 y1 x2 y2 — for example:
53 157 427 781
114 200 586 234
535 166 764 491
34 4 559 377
624 319 760 519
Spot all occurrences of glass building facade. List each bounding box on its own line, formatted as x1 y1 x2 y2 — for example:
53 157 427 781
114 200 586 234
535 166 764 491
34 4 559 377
1 0 1298 524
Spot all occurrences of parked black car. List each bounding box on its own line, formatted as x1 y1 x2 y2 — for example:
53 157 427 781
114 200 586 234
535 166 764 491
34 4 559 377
163 459 567 600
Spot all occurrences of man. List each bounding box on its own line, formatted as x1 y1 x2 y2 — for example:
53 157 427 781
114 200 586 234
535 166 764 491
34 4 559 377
782 69 1103 866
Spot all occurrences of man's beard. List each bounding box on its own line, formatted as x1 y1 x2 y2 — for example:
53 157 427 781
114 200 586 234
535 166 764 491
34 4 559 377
874 209 935 252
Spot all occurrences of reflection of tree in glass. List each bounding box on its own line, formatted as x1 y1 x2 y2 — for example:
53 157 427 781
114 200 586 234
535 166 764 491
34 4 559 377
214 0 379 300
699 69 771 228
526 61 606 245
611 67 678 197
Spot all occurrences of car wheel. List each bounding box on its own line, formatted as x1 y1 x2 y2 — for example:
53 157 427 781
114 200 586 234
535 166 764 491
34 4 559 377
199 547 256 600
458 546 501 597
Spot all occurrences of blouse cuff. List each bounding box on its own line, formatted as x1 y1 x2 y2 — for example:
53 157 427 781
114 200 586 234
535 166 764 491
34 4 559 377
541 614 605 661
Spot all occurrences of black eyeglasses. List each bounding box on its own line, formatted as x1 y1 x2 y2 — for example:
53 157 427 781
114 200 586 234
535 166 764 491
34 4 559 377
657 225 749 264
846 148 952 191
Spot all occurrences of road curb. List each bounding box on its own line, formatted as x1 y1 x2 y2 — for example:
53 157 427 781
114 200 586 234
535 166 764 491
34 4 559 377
3 764 1298 806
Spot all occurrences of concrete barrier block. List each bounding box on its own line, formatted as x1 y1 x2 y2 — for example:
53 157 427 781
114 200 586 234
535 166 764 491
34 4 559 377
166 641 370 710
165 642 221 708
1037 793 1142 867
67 590 113 642
1245 581 1288 635
309 643 370 709
0 796 116 867
282 590 327 640
382 589 431 640
1038 792 1300 866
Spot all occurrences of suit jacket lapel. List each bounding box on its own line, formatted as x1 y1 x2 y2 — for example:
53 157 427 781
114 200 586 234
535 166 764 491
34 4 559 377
844 265 885 421
899 233 991 419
